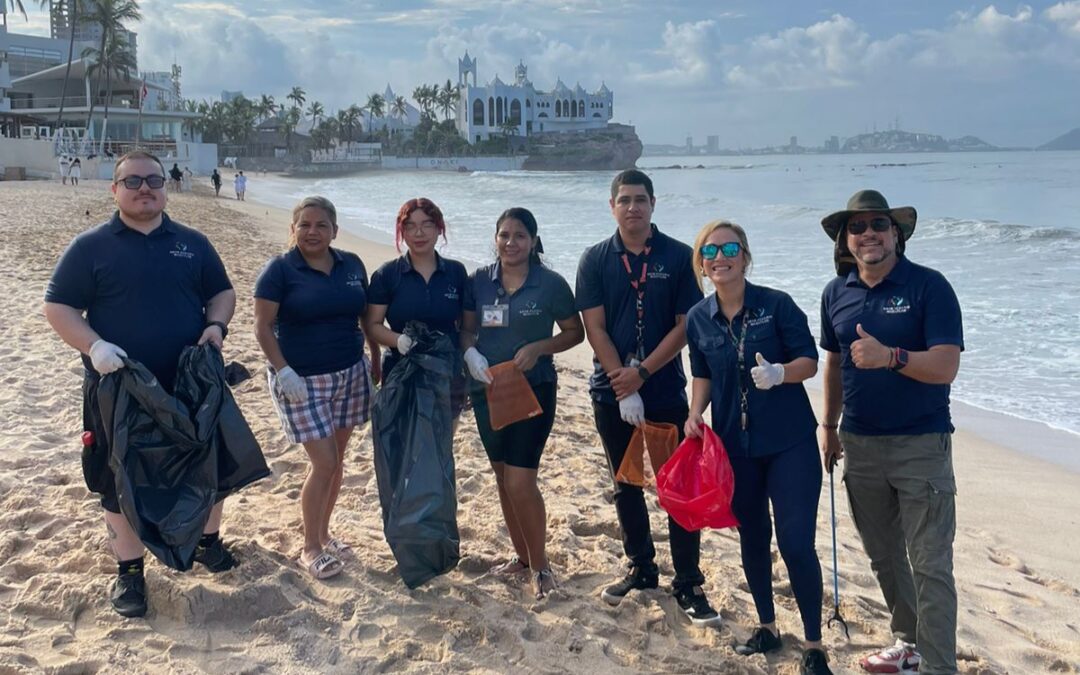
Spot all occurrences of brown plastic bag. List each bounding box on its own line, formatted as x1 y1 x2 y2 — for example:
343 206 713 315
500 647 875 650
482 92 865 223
615 422 679 487
484 362 543 431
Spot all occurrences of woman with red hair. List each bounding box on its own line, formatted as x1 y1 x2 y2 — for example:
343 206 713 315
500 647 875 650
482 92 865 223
364 198 469 418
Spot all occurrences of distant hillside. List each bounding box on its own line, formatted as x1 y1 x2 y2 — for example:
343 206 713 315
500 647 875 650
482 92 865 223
843 129 998 153
1038 128 1080 150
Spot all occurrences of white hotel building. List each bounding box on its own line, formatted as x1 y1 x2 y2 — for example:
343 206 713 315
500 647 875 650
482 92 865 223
454 52 612 144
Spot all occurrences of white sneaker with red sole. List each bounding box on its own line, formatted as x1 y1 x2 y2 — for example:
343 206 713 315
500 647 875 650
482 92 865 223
860 639 921 672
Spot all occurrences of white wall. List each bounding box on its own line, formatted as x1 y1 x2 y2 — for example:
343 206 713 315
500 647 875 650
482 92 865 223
0 136 104 178
381 155 526 171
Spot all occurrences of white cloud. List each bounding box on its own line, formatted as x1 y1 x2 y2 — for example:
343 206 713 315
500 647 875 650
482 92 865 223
632 20 716 86
1045 1 1080 35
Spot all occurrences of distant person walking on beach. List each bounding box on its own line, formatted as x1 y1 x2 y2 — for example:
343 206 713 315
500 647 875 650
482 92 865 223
183 166 193 192
364 198 467 415
461 207 583 600
59 154 70 185
44 150 238 618
684 220 832 674
169 163 183 192
253 196 379 581
819 190 963 675
69 158 81 187
234 171 247 201
576 169 719 624
211 169 222 197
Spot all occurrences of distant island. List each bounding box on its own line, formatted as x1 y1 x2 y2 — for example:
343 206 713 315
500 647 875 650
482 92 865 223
1038 128 1080 151
644 128 1008 157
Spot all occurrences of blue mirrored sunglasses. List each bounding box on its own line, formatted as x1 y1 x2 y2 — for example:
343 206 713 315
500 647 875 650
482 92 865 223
699 242 741 260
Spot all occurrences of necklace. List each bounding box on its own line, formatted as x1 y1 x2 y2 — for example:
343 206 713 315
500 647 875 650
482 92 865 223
725 309 750 431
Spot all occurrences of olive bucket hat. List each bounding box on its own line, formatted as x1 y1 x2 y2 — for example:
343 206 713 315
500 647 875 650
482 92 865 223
820 189 917 241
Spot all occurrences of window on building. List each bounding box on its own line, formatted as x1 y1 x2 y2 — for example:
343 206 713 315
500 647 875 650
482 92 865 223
488 97 495 126
473 99 484 126
579 100 585 116
555 100 561 117
510 99 521 123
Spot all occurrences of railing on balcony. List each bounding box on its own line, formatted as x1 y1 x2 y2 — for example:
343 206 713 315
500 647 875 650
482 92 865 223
9 95 185 112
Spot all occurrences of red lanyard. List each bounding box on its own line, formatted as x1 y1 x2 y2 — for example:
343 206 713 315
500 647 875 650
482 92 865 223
620 245 651 360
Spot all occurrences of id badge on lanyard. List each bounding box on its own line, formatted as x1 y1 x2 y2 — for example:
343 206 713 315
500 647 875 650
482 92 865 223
481 288 511 328
621 247 651 363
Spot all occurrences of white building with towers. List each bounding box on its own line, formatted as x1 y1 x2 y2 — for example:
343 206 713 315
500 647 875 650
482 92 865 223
454 51 613 144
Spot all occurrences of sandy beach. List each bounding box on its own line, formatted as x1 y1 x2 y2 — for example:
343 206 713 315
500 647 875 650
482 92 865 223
1 177 1078 674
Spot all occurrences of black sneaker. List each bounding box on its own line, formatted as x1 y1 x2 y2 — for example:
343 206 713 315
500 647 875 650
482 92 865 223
734 626 783 655
194 538 238 573
110 573 147 618
601 564 659 606
672 585 722 626
801 648 834 675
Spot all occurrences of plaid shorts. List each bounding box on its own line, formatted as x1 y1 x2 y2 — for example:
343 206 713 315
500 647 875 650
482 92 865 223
269 357 373 443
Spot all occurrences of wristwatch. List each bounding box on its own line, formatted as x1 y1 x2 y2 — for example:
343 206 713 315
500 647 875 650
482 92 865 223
636 364 651 381
206 320 229 339
891 347 909 371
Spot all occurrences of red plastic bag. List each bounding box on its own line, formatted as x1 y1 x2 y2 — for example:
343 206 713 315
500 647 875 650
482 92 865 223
656 425 739 532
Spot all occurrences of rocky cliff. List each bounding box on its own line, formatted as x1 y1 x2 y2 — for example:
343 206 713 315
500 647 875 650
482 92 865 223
521 123 642 170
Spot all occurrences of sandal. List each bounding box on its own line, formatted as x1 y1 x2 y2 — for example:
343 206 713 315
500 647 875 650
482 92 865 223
490 555 530 576
301 552 343 580
324 537 355 561
534 567 557 600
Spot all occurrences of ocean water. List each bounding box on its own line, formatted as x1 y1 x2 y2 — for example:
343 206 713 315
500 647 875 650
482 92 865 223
252 151 1080 438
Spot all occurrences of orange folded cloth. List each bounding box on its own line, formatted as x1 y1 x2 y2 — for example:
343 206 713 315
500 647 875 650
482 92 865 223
615 421 679 487
485 362 544 431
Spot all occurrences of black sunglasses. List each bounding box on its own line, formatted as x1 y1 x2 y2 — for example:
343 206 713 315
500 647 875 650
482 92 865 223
699 242 741 260
846 217 892 235
116 174 166 190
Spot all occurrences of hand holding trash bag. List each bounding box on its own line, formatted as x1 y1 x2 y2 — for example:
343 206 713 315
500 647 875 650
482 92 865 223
89 339 127 374
656 424 739 532
618 392 646 427
396 334 414 355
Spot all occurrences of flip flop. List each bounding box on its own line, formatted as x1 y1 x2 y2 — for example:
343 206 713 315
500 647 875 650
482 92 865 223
301 552 343 580
490 555 529 576
324 538 355 561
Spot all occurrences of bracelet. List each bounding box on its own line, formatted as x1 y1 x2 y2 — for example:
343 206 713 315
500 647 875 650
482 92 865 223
820 423 838 430
206 320 229 339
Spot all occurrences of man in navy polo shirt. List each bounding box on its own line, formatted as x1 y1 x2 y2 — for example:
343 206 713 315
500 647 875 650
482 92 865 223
819 190 963 675
44 151 237 619
576 169 719 624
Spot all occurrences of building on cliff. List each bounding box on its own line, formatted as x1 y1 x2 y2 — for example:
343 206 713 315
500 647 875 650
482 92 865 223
454 51 613 144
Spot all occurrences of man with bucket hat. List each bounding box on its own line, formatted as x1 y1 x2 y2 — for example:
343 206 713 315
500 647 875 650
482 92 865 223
818 190 963 674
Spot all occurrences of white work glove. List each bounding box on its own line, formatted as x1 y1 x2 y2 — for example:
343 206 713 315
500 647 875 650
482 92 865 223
276 365 309 404
618 392 646 427
396 333 414 355
89 339 127 375
464 347 492 384
751 352 785 390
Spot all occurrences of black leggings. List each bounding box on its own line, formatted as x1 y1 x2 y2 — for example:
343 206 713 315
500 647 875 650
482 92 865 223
471 382 557 469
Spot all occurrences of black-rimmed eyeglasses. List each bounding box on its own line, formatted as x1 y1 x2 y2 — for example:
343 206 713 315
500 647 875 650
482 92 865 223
116 175 166 190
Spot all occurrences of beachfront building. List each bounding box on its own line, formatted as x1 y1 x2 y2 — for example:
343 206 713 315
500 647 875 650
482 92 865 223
454 52 613 144
364 83 422 137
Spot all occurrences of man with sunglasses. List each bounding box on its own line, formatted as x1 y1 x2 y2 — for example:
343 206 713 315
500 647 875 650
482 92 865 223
44 150 237 618
818 190 963 675
576 170 718 625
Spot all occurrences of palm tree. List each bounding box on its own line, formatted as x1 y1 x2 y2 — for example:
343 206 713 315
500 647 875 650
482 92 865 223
81 31 137 154
78 0 141 154
282 105 301 154
438 79 458 121
390 95 408 123
306 100 324 125
286 86 306 110
364 92 384 133
5 0 46 20
412 84 435 118
255 93 276 122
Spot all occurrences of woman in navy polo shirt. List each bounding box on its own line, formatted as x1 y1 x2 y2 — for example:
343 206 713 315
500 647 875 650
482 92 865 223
462 207 584 600
254 195 378 581
363 198 468 419
684 221 832 675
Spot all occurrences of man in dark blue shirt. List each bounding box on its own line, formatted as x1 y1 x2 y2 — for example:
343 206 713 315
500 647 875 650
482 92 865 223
44 151 237 619
818 190 963 675
576 169 718 625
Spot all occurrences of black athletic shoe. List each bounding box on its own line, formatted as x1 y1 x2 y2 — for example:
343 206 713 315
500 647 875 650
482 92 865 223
110 573 147 618
194 538 238 573
601 564 659 606
734 626 783 655
672 585 722 626
801 648 834 675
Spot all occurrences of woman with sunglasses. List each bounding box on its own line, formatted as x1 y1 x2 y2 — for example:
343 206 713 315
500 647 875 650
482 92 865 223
684 221 832 675
364 198 469 419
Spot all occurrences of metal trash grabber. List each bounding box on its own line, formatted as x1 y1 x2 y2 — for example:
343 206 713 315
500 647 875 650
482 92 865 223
827 463 851 639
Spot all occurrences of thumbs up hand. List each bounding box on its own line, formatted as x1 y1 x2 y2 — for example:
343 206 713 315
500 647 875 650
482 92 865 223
851 323 892 369
751 352 785 390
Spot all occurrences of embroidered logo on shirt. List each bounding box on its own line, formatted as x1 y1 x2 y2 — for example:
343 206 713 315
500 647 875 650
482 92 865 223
647 262 670 280
346 273 364 287
445 284 459 300
519 300 543 317
883 296 910 314
747 307 773 327
170 242 195 259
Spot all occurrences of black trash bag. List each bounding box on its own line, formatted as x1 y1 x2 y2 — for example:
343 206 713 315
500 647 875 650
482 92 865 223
372 321 460 588
96 344 270 571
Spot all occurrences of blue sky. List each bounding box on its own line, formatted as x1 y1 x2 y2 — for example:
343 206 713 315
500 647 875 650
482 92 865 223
11 1 1080 147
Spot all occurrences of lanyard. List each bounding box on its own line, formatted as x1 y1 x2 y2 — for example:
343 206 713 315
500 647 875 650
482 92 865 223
726 309 750 431
620 245 651 360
